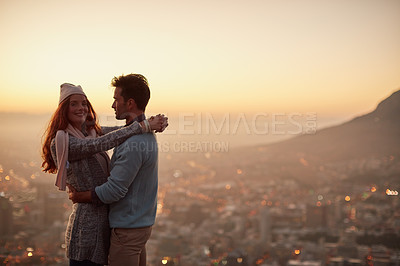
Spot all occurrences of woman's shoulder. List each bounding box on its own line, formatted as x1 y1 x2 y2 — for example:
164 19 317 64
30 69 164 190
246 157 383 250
55 129 67 138
51 130 69 150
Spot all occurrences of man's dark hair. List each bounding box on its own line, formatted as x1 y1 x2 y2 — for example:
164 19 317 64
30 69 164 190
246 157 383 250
111 74 150 111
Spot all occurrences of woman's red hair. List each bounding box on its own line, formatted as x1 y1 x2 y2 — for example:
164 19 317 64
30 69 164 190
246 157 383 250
41 96 101 173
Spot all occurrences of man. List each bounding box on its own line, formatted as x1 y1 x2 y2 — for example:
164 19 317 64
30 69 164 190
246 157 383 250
69 74 165 266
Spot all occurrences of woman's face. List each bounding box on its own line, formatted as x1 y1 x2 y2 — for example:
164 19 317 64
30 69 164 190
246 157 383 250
67 94 88 129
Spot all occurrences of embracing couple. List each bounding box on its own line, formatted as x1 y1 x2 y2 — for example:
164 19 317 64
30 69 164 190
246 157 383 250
41 74 168 266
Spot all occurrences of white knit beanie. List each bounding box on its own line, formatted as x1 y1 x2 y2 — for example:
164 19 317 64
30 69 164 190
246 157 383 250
59 83 86 105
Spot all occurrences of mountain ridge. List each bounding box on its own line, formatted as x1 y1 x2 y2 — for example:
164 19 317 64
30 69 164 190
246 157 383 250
224 89 400 186
262 89 400 161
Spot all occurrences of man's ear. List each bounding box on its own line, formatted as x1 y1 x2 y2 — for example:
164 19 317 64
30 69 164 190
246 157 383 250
127 98 137 109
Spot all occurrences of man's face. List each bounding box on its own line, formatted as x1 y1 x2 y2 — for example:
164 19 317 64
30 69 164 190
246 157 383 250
112 87 129 120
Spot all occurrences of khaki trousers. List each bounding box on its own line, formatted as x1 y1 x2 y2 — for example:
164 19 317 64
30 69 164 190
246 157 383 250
109 226 152 266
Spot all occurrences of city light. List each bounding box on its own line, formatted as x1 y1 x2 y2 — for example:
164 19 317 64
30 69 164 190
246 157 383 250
26 247 34 257
371 186 377 192
161 258 168 264
225 184 231 190
299 157 309 167
345 196 351 202
386 189 399 196
237 169 243 175
172 169 182 178
5 175 10 181
203 247 210 256
295 249 301 255
237 257 243 263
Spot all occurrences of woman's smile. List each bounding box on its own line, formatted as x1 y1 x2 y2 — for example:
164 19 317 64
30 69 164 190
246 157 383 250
68 94 88 128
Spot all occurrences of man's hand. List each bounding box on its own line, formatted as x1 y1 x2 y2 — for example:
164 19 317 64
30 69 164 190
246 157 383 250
67 184 92 203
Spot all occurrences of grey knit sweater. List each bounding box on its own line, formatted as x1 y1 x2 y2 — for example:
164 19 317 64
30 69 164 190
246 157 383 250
50 123 143 265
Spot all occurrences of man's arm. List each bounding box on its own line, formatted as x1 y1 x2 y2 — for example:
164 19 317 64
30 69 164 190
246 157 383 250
95 141 143 204
68 140 143 204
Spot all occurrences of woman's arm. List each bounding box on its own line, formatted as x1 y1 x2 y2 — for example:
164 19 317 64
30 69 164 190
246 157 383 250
100 126 122 135
68 121 143 161
68 114 168 161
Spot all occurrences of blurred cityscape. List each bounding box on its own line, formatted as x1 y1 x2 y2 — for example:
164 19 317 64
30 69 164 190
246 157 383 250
0 148 399 266
1 90 400 266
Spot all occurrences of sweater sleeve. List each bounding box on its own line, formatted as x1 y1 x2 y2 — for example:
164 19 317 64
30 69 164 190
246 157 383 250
101 126 122 135
67 122 143 161
50 138 58 166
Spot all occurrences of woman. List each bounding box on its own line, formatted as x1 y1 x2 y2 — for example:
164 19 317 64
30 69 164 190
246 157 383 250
41 83 166 266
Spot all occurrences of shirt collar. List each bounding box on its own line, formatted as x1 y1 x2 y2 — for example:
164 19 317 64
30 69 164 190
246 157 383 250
125 113 146 127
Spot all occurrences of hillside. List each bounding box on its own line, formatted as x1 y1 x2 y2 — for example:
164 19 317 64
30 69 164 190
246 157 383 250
265 89 400 162
226 90 400 186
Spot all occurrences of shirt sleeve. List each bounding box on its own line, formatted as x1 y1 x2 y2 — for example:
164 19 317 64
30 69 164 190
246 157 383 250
95 140 143 204
67 122 143 161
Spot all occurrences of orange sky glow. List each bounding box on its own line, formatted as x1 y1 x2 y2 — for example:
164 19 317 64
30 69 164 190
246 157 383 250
0 0 399 120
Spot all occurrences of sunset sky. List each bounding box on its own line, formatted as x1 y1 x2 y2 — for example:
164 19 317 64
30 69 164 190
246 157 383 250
0 0 399 119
